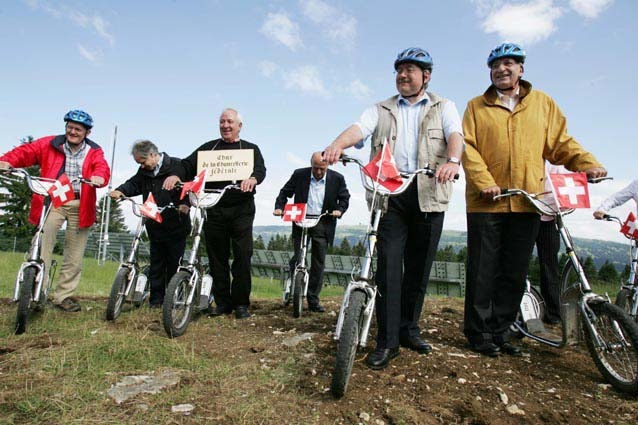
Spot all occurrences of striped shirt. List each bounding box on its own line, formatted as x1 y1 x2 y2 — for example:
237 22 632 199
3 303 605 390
64 141 88 193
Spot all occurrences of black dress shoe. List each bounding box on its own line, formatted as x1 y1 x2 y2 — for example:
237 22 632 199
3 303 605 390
469 342 501 357
365 347 400 370
235 305 251 319
499 342 522 356
209 304 233 317
399 336 432 354
308 304 326 313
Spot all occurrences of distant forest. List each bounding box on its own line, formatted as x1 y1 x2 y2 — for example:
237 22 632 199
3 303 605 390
255 226 634 286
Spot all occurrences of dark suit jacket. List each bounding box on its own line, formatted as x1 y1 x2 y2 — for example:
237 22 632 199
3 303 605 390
274 168 350 246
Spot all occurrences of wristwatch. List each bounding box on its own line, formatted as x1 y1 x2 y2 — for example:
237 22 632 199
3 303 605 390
447 157 461 165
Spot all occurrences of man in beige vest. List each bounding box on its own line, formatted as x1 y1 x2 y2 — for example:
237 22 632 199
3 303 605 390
324 47 464 369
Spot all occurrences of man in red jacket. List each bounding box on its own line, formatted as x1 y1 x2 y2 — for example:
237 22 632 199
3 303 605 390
0 110 111 312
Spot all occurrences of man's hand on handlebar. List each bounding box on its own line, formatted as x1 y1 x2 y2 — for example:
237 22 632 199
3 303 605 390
481 185 501 200
273 209 283 217
435 162 460 183
585 167 607 179
109 190 124 199
593 210 607 220
331 210 342 218
88 176 105 187
322 144 343 165
162 175 182 190
240 176 257 192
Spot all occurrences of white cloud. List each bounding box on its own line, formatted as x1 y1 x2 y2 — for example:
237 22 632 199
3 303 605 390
24 0 115 47
77 44 103 64
283 66 330 97
481 0 563 45
300 0 357 48
260 12 303 51
569 0 613 19
285 152 308 167
259 60 278 78
346 79 371 100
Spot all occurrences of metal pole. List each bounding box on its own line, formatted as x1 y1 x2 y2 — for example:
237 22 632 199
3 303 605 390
98 125 117 265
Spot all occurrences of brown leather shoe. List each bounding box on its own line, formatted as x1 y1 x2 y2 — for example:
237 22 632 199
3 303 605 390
55 297 81 313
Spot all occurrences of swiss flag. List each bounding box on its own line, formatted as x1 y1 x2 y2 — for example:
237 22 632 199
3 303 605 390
620 212 638 239
283 203 307 222
139 193 163 223
549 172 590 209
180 170 207 200
47 173 75 208
362 142 403 191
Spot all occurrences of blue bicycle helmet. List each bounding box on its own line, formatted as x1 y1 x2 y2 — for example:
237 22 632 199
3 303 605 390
487 42 526 67
64 109 93 128
394 47 433 71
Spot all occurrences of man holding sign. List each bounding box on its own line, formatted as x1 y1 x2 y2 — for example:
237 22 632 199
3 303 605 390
274 152 350 312
165 108 266 319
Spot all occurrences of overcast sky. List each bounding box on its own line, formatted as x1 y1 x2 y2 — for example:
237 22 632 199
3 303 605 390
1 0 634 243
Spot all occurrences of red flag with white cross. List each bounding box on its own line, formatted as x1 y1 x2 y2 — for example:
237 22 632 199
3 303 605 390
362 142 403 192
548 172 590 209
47 173 75 208
283 203 307 222
140 193 163 223
621 212 638 239
180 170 206 200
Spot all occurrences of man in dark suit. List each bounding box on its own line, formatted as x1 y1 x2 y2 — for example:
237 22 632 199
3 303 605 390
274 152 350 312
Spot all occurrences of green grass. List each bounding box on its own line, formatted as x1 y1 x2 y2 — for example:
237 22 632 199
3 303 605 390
0 251 344 300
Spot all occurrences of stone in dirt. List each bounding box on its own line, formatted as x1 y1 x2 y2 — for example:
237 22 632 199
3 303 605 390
282 332 314 347
107 370 181 404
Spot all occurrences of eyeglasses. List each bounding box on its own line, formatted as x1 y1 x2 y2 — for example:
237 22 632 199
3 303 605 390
395 65 422 76
489 58 520 70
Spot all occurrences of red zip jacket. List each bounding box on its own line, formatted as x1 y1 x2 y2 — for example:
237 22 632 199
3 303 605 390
0 135 111 228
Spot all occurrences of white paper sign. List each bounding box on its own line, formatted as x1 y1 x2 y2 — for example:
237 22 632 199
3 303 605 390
197 150 253 182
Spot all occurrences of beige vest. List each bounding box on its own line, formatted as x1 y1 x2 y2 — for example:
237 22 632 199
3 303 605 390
369 92 453 212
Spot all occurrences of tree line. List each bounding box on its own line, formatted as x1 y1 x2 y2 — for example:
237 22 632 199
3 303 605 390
0 136 630 286
256 233 631 285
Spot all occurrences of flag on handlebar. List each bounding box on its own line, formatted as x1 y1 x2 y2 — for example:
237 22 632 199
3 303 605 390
363 142 403 191
180 170 206 200
47 173 75 208
283 203 307 222
140 193 163 223
548 172 590 209
621 212 638 239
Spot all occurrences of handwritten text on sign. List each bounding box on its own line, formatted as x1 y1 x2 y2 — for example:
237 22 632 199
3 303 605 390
197 150 253 182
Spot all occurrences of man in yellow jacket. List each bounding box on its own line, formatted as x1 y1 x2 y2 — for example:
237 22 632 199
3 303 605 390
461 43 607 357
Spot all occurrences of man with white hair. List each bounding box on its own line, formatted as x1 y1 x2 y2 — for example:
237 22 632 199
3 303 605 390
165 108 266 319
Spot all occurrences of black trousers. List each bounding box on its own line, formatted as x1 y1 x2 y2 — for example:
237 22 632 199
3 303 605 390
536 220 561 322
464 212 540 345
148 236 187 305
375 181 444 349
203 200 255 308
288 219 329 306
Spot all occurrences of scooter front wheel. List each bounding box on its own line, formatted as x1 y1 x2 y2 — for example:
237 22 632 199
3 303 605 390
15 267 36 335
162 271 195 338
330 289 366 398
583 301 638 394
106 267 132 321
293 272 305 318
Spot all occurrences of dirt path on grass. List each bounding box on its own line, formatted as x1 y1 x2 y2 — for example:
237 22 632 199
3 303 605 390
1 296 637 424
